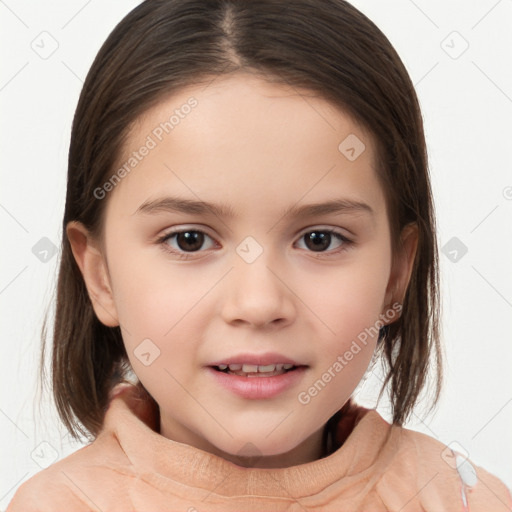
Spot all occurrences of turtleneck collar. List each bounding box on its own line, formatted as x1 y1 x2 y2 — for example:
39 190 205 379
103 382 396 499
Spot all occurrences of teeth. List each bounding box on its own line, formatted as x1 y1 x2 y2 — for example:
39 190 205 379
242 364 259 373
217 363 296 373
258 364 276 372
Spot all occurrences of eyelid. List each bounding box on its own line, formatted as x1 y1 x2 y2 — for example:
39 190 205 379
293 226 354 254
158 224 352 242
157 225 219 246
159 224 215 236
156 224 354 260
295 224 353 239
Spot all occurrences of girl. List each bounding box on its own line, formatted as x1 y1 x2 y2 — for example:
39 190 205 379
7 0 511 510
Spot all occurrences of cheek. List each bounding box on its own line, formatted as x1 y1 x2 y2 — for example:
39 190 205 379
105 254 180 355
110 263 204 396
295 249 390 399
295 268 384 417
109 245 209 331
299 256 390 339
108 250 221 382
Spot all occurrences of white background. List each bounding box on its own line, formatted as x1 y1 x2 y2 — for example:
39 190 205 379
1 0 511 507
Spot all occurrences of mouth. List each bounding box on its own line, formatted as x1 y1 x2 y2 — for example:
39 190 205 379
211 363 305 378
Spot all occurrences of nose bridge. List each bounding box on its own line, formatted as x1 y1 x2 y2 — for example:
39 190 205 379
220 242 295 327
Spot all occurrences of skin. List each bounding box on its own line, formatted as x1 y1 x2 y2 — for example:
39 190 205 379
67 72 417 469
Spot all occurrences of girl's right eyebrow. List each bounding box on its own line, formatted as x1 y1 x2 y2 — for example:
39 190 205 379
132 195 375 220
133 196 236 218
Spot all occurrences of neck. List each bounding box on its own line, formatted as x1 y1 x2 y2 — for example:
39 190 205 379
219 426 327 468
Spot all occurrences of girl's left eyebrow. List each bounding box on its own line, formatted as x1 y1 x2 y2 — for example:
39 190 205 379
132 195 375 219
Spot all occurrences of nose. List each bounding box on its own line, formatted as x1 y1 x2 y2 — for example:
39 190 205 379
220 252 296 329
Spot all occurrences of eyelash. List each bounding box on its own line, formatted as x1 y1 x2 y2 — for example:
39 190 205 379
156 227 354 260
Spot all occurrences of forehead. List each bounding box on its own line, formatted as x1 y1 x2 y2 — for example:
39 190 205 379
128 72 373 156
105 73 386 223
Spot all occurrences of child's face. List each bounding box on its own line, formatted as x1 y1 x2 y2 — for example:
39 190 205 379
71 73 416 467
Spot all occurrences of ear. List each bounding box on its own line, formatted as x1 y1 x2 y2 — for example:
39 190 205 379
382 222 418 322
66 221 119 327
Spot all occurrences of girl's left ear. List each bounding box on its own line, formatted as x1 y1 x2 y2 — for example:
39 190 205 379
66 221 120 327
382 222 418 318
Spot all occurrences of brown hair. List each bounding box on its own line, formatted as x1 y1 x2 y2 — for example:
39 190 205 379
40 0 442 441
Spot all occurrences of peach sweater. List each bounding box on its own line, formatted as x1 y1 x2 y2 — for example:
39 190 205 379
7 383 512 511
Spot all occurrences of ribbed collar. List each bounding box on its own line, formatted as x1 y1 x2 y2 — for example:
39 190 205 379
103 382 397 498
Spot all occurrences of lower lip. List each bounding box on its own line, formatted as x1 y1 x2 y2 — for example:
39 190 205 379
206 366 308 399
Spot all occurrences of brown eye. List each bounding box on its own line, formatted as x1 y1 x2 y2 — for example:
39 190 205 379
160 229 216 254
297 230 350 253
174 231 205 252
304 231 331 251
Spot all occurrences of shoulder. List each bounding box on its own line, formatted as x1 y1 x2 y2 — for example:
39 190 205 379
6 466 92 511
6 430 131 511
6 383 156 512
376 421 512 511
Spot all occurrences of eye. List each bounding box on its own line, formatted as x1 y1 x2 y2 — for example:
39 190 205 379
156 226 353 259
295 229 352 254
157 228 217 257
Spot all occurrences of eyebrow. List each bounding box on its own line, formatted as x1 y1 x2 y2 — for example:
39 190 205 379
133 196 374 219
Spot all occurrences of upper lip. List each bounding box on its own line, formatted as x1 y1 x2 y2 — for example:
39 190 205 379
208 352 307 367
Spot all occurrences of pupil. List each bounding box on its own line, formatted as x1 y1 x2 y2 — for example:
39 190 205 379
177 231 204 251
306 232 330 251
